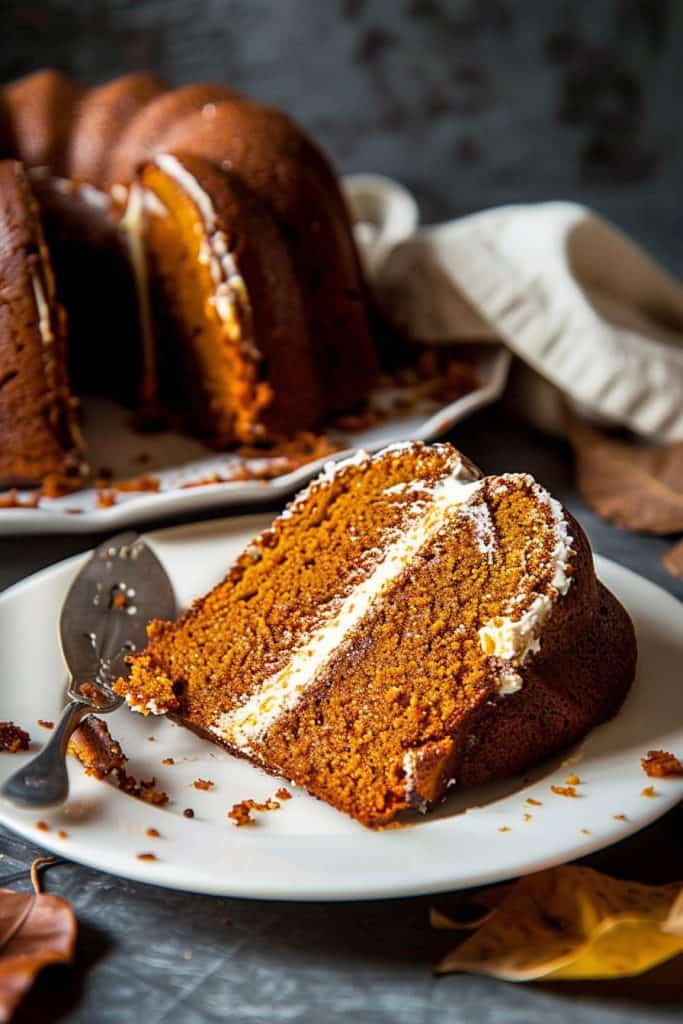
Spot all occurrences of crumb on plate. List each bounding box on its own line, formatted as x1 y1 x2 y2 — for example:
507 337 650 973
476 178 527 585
193 778 214 791
641 749 683 778
0 721 30 752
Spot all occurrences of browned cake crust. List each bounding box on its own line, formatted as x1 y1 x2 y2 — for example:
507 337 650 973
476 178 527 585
457 581 635 788
104 83 243 190
0 160 83 486
66 72 166 187
115 442 637 828
4 70 84 175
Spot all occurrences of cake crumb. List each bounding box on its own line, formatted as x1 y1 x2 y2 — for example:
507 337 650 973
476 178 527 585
136 852 157 862
641 749 683 778
146 827 161 838
117 771 169 806
525 797 542 807
68 716 127 776
162 757 174 765
523 813 532 822
35 821 49 832
551 784 578 798
228 797 281 827
581 828 590 836
0 722 30 752
0 489 41 509
37 719 54 730
147 736 156 741
68 716 168 806
640 786 657 798
613 814 627 821
57 830 68 839
565 774 581 786
498 826 511 833
193 778 214 791
275 787 292 801
111 475 160 493
79 683 110 707
96 489 116 509
183 808 195 818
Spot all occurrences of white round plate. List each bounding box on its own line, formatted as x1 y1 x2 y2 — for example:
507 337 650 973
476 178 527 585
0 347 510 535
0 515 681 901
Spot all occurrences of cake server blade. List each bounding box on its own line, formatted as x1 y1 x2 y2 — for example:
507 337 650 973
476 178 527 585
59 530 176 699
1 531 176 810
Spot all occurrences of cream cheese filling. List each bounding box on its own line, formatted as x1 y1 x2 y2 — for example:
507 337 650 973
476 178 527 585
477 476 573 688
212 463 574 749
152 154 255 351
212 464 483 751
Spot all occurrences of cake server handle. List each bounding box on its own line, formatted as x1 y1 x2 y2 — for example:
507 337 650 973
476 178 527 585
0 699 92 810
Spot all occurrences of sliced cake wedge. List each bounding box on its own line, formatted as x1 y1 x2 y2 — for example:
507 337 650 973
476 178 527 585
115 442 636 828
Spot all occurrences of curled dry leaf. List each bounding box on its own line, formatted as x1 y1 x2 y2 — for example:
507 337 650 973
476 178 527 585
662 537 683 581
662 890 683 937
435 866 683 982
0 859 77 1022
430 883 514 931
566 416 683 535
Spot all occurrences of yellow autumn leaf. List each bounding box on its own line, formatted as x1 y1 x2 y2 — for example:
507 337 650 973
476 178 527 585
434 866 683 982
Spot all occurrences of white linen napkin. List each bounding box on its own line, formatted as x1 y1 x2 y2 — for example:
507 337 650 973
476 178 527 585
344 174 683 442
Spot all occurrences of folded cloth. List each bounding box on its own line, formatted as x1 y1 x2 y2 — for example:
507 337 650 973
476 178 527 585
344 174 683 442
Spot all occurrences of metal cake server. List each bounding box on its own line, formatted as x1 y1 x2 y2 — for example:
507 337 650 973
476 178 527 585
1 531 176 810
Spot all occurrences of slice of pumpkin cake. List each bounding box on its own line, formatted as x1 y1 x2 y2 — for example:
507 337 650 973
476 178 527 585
115 442 636 828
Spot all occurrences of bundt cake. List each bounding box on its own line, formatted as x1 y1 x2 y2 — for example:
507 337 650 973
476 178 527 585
0 161 83 486
0 69 378 483
114 441 637 828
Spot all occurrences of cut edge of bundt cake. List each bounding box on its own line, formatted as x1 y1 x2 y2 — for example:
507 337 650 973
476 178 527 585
125 151 326 443
0 159 85 487
114 441 637 828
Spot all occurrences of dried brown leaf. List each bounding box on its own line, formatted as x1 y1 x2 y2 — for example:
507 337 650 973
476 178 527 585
0 887 76 1022
662 537 683 580
566 416 683 534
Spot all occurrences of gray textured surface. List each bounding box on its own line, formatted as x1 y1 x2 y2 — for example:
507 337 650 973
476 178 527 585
1 1 682 1020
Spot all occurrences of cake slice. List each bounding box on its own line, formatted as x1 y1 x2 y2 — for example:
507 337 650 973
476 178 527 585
126 152 325 442
0 160 83 486
115 442 636 828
